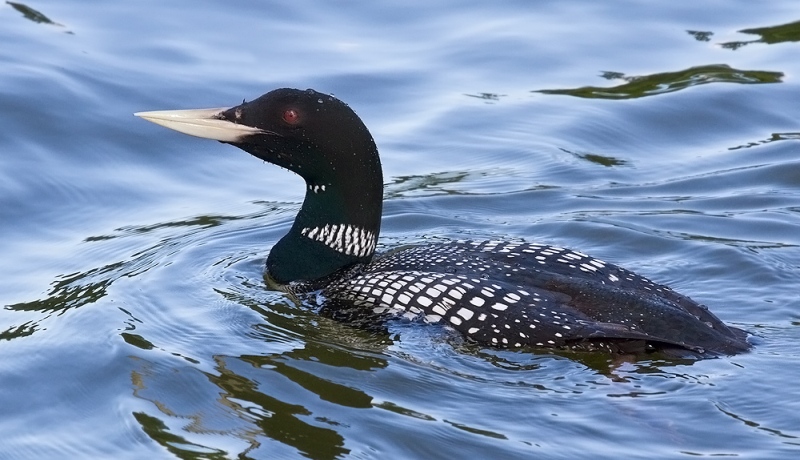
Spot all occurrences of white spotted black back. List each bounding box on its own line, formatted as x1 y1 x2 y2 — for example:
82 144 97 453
324 267 582 347
318 240 742 352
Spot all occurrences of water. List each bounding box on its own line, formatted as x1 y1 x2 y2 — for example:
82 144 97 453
1 0 799 458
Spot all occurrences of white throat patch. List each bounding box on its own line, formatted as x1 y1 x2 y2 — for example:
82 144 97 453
300 224 376 257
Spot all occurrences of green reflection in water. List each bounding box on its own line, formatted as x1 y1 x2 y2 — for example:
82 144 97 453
0 321 37 341
721 20 800 50
130 347 384 459
122 332 156 350
6 1 60 25
537 64 783 99
6 0 71 33
208 356 350 459
127 297 389 459
7 264 118 315
133 412 230 460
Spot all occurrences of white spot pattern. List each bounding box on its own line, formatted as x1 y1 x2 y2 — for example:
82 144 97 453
303 239 723 353
301 224 376 257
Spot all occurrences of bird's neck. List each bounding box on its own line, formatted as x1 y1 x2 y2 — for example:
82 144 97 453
267 160 383 285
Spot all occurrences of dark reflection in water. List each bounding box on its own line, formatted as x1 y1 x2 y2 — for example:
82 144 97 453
373 400 436 421
126 328 706 458
206 355 353 459
1 200 774 457
7 264 117 315
721 20 800 50
560 148 628 167
2 207 285 343
714 402 800 441
686 30 713 42
133 412 229 459
131 342 389 459
475 343 699 379
728 132 800 151
0 320 37 340
3 262 119 342
6 0 70 31
2 199 388 348
87 214 234 241
537 64 783 99
384 170 471 198
465 92 505 102
121 332 156 350
446 419 508 439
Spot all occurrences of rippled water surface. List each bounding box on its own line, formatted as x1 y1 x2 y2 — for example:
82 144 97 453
2 1 800 459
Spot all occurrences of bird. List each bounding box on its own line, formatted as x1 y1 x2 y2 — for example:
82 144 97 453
135 87 751 357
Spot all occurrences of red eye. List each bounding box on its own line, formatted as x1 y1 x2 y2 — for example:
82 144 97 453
282 109 300 125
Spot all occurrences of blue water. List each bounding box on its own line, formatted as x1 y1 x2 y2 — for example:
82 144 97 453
2 1 799 458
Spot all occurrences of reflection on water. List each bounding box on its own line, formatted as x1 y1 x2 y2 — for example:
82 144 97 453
560 148 628 167
384 170 471 198
721 19 800 50
714 401 800 441
2 205 285 343
131 340 389 459
6 1 63 26
464 92 505 102
686 30 713 42
8 263 117 314
0 320 37 340
537 64 783 99
728 132 800 151
133 412 230 459
125 308 712 459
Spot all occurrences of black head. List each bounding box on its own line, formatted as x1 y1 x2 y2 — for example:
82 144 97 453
215 88 380 185
136 88 384 284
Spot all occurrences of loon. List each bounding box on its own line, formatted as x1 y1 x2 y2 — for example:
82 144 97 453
135 88 750 357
